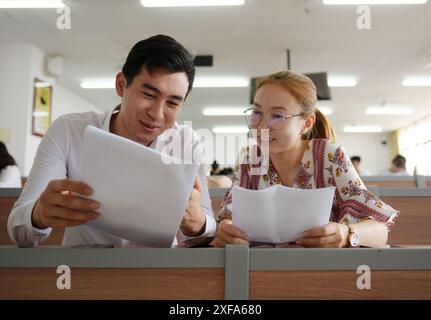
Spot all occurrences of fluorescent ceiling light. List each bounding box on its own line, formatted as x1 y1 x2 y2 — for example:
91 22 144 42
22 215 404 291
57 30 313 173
141 0 245 7
194 77 249 88
317 106 333 115
32 111 49 117
402 77 431 87
0 0 65 8
34 82 51 88
323 0 428 5
366 106 414 115
328 77 357 87
212 126 249 134
203 107 247 116
343 126 383 133
80 79 115 89
81 77 250 89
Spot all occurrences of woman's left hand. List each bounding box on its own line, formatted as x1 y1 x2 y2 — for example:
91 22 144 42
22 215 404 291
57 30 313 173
295 222 350 248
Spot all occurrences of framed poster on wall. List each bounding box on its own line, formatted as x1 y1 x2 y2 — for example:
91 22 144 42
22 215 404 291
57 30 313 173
32 78 52 137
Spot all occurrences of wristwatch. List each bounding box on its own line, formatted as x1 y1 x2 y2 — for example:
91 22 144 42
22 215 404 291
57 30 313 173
346 223 360 248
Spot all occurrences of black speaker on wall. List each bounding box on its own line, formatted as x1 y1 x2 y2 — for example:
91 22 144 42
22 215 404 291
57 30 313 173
304 72 332 101
193 55 213 67
249 72 332 104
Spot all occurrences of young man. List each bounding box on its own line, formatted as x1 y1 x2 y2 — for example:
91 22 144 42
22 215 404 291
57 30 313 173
350 156 370 176
380 154 410 176
7 35 216 247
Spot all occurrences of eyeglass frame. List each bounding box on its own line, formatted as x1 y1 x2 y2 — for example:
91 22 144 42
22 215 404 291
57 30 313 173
243 106 306 130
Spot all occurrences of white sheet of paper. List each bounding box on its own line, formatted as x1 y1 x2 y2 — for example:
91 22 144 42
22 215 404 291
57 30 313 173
232 185 335 243
78 126 199 247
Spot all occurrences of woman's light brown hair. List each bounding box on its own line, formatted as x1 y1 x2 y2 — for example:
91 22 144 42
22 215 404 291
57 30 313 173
255 70 336 142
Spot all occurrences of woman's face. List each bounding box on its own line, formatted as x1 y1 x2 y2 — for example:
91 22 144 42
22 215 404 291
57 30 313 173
251 84 314 155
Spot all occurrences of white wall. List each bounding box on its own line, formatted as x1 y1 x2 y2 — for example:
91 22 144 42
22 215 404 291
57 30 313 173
52 84 100 120
0 44 103 176
0 45 33 176
24 45 56 176
336 132 395 175
202 131 395 176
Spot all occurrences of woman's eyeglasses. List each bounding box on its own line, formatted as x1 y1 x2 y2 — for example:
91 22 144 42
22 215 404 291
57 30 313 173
244 107 305 130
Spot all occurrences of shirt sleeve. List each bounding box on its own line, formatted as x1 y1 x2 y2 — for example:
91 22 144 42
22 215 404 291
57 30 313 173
325 143 400 229
217 149 247 222
175 126 217 247
7 118 68 246
176 163 217 247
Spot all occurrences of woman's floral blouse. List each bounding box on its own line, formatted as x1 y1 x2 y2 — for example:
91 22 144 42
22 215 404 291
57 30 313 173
218 139 399 228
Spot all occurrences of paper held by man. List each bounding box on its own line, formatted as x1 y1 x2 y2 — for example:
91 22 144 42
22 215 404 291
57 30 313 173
78 126 199 247
232 185 336 244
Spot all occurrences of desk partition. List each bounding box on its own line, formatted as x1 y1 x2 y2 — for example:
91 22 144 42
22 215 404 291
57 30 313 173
1 246 430 300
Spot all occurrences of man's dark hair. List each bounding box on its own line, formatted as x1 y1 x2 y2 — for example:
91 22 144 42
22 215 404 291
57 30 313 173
220 167 234 176
350 156 361 162
392 155 406 169
211 160 219 171
122 34 195 97
0 141 17 173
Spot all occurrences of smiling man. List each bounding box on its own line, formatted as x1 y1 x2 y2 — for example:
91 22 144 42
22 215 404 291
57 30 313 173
7 35 216 247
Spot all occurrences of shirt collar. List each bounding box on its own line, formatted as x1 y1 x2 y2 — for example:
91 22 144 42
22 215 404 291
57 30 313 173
101 104 120 132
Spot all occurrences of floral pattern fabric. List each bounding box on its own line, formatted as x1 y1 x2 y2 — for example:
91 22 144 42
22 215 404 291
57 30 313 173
218 139 399 228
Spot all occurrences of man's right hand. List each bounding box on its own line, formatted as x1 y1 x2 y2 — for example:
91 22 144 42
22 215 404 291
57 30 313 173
31 179 101 229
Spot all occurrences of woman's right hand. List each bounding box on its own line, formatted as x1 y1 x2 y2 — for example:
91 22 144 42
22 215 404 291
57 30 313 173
211 219 249 247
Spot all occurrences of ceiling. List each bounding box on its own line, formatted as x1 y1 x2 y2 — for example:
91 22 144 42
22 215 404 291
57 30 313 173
1 0 431 133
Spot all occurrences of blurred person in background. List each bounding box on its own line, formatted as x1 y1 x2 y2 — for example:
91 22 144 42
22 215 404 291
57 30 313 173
0 142 22 188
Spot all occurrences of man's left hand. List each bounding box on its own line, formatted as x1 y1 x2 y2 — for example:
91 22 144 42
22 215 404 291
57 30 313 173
180 177 206 237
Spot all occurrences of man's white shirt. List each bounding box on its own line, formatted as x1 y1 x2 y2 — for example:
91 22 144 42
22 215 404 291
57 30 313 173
0 165 22 188
7 108 216 247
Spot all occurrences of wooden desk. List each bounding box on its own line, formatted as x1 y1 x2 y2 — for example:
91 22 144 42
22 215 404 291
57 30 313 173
378 188 431 245
209 188 431 246
0 268 224 300
2 188 431 246
360 175 431 188
1 246 430 300
0 188 227 246
0 189 64 245
362 177 417 188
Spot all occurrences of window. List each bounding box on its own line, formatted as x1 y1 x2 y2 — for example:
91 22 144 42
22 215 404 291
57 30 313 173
398 114 431 175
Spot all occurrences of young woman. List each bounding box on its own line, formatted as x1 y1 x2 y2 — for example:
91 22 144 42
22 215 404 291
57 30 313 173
0 142 22 188
212 70 399 248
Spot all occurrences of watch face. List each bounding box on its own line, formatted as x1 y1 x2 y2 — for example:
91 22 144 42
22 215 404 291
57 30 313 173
350 232 360 247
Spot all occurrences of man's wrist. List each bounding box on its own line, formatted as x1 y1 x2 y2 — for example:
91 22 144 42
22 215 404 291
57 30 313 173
181 215 206 237
31 201 47 229
218 217 232 225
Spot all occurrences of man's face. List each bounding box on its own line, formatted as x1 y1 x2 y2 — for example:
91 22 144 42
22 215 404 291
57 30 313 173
351 160 360 172
115 67 189 145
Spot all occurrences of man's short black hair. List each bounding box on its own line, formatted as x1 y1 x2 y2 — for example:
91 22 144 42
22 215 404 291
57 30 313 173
350 156 361 162
392 154 406 168
122 34 195 96
0 141 17 173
